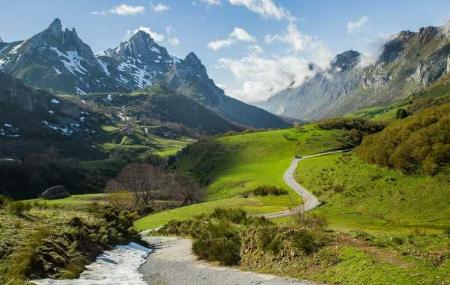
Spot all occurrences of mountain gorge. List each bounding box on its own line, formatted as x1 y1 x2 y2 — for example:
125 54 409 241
256 23 450 120
0 19 288 129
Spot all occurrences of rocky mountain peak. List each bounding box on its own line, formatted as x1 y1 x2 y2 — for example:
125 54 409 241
109 30 170 63
417 26 439 43
331 50 361 71
46 18 63 38
0 36 3 43
184 52 202 66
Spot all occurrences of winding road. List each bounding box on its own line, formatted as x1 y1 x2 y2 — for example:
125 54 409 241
263 150 346 219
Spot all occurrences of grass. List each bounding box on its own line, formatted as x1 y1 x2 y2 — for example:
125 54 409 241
295 153 450 234
0 203 99 284
24 194 108 209
135 125 346 230
135 195 297 230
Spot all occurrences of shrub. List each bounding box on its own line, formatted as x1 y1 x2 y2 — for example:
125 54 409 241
318 117 385 148
252 186 288 196
8 201 32 216
192 221 241 265
292 230 320 255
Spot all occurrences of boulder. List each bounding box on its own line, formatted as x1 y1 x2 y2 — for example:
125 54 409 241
40 186 70 200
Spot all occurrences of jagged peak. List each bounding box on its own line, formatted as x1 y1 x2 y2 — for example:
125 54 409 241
131 30 155 42
184 52 202 66
331 50 361 71
0 36 3 43
46 18 63 37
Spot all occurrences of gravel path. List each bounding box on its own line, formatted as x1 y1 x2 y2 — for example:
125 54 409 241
139 236 315 285
263 150 346 219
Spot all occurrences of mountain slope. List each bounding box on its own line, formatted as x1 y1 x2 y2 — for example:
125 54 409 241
89 85 242 135
257 24 450 120
0 19 288 129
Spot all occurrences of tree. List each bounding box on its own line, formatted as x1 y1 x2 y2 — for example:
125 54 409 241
106 163 165 207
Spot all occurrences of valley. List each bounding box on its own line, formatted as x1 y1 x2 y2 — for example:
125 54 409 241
0 7 449 285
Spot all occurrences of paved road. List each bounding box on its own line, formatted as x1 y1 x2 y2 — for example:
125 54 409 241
139 236 315 285
264 150 346 219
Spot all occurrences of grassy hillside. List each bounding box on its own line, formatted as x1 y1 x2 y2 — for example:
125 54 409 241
347 74 450 121
135 125 346 230
295 153 450 234
0 195 139 284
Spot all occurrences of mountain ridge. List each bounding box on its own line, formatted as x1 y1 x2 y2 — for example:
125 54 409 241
0 19 288 129
256 23 450 120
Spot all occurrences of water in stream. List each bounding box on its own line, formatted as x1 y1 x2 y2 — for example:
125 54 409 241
32 242 151 285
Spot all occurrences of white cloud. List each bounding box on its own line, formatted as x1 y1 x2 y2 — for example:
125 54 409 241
228 0 292 21
265 22 333 69
248 44 263 54
110 4 145 16
201 0 221 5
217 22 335 102
347 16 368 34
208 39 234 50
218 53 315 102
168 37 181 46
207 27 255 50
151 3 171 13
266 22 308 52
230 27 256 42
358 33 393 67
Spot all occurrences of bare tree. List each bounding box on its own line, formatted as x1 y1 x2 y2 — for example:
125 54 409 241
105 163 201 210
106 163 165 207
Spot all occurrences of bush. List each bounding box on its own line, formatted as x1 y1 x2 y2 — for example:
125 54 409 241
292 230 320 255
8 201 32 216
318 117 385 148
192 221 241 265
251 186 288 196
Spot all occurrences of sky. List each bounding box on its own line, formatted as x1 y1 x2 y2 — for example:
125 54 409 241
1 0 449 102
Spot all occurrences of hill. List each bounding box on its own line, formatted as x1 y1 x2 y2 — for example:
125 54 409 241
135 125 346 229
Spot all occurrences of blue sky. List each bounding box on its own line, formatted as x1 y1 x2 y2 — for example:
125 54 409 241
1 0 449 102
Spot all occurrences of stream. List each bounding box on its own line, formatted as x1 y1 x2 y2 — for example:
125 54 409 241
32 242 151 285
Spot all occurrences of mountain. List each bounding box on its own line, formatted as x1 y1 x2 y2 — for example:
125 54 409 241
0 19 288 129
0 71 110 159
257 23 450 120
89 84 242 136
0 19 124 94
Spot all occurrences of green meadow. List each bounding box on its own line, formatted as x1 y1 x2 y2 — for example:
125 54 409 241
135 126 345 230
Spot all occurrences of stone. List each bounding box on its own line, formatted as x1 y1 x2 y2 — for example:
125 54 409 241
40 186 70 200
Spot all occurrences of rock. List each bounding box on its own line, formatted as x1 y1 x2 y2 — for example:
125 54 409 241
40 186 70 200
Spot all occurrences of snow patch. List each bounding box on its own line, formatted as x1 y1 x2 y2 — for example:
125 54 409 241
50 47 88 75
53 67 62 75
97 59 110 76
51 99 60 104
75 87 87 95
32 242 151 285
48 110 54 114
41 121 76 136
